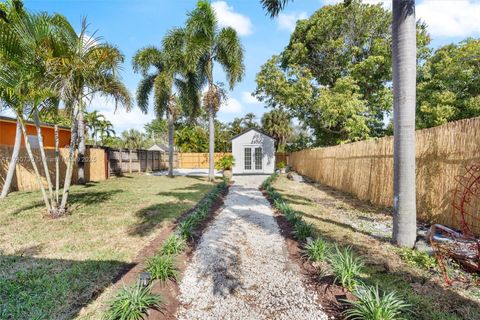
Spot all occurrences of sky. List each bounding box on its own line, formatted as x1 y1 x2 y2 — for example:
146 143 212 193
3 0 480 134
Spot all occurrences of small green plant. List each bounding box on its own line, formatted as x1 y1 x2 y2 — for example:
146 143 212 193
146 254 179 282
284 210 301 223
104 284 161 320
293 220 314 241
277 161 286 169
160 234 186 256
215 154 235 170
396 247 437 270
329 245 364 291
304 238 330 262
344 285 409 320
177 220 194 239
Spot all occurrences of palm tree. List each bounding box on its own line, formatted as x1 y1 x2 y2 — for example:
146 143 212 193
261 0 417 247
242 112 258 129
0 0 25 199
133 28 202 178
98 119 115 145
261 109 292 151
184 0 245 181
84 110 106 146
392 0 417 248
122 129 144 174
49 18 132 187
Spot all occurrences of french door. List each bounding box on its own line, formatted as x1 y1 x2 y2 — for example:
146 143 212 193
244 147 263 172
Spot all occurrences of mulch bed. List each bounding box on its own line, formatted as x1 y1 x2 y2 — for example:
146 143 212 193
105 183 230 320
263 189 354 320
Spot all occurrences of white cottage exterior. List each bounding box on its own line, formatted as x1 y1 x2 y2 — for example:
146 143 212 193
231 128 276 175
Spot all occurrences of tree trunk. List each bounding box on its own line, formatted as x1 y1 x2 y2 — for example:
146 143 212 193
0 118 22 198
33 110 54 203
77 111 86 184
392 0 417 248
208 104 215 181
60 116 79 213
168 111 174 178
54 125 60 205
18 117 52 213
119 148 123 175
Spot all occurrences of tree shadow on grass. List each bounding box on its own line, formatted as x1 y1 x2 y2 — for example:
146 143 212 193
0 254 135 319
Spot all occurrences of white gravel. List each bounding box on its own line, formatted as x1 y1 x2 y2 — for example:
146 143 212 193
176 175 328 320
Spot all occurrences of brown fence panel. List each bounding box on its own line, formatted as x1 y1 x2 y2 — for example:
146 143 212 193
289 117 480 235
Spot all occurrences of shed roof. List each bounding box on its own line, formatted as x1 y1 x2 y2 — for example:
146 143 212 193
230 128 276 142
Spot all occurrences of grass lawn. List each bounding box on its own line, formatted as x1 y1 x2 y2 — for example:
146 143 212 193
273 175 480 320
0 174 215 319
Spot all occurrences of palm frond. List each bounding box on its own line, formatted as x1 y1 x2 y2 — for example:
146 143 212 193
132 46 163 76
215 27 245 90
136 73 156 114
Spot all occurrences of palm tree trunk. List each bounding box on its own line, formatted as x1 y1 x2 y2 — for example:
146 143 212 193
54 125 60 205
168 111 174 178
208 103 215 181
60 116 79 213
392 0 417 248
1 117 22 198
77 111 86 184
33 110 55 204
18 117 52 213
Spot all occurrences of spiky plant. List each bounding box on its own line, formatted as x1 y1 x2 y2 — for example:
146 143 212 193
329 245 364 291
304 238 330 262
145 254 179 282
344 285 409 320
104 284 161 320
160 234 186 256
293 220 314 241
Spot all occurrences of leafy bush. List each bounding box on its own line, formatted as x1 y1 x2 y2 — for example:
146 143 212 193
146 254 179 282
277 161 286 169
215 154 235 170
397 247 437 270
177 220 194 240
293 220 314 241
304 238 330 262
160 234 186 256
104 284 161 320
344 285 409 320
329 245 364 291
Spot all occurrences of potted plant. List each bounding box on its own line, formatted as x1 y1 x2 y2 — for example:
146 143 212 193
277 161 286 174
215 155 235 179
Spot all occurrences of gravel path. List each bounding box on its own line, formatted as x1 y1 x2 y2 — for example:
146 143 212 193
176 176 328 320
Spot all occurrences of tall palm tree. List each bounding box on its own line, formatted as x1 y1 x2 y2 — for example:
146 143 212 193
98 118 115 145
261 0 417 247
122 129 144 174
184 0 245 181
84 110 105 146
133 28 202 177
49 18 132 187
392 0 417 247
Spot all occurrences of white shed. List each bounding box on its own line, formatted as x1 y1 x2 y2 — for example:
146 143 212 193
231 128 276 175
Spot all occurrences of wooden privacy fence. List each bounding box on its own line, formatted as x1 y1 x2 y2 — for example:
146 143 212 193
107 148 166 175
289 117 480 235
177 152 288 169
0 146 106 192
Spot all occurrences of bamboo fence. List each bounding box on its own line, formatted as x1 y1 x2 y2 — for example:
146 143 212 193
289 117 480 234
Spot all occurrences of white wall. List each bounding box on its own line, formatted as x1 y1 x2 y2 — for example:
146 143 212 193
231 129 275 175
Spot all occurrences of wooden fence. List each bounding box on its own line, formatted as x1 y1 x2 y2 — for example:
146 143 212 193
289 117 480 235
0 146 106 192
177 152 288 169
107 148 166 175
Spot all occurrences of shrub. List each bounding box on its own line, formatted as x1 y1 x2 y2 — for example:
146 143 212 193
304 238 330 262
215 154 235 170
160 234 186 256
329 245 364 291
177 220 194 240
104 284 161 320
293 220 314 241
277 161 286 169
396 247 437 270
145 254 179 282
344 285 409 320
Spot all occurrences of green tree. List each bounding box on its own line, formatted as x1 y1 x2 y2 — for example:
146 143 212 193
261 109 292 151
84 110 106 146
144 118 168 143
183 0 245 181
417 39 480 128
242 112 258 129
122 129 145 174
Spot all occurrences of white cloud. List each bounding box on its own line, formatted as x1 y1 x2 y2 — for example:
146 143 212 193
241 91 261 104
219 97 242 114
417 0 480 38
212 1 253 36
89 96 154 134
277 12 308 32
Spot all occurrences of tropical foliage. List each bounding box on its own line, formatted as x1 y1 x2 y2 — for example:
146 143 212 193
261 109 292 151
